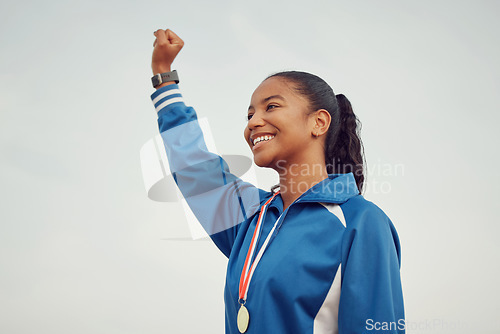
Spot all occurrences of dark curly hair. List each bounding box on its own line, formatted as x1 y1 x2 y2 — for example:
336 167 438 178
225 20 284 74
266 71 366 193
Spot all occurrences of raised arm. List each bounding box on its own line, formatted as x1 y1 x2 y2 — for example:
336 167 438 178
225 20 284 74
150 29 264 256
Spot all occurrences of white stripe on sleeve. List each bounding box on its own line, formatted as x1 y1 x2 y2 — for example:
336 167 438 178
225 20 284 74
152 88 182 105
155 97 184 112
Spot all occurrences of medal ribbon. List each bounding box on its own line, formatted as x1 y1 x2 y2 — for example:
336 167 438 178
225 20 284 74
239 191 281 302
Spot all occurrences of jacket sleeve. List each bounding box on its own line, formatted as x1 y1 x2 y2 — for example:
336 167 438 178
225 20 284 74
339 206 405 334
151 84 262 257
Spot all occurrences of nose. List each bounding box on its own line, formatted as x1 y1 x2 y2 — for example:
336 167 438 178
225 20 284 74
247 111 265 131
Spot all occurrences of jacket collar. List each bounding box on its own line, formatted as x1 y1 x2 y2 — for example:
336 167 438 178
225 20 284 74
268 172 360 210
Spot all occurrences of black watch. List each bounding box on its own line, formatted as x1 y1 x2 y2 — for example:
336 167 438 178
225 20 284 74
151 70 179 87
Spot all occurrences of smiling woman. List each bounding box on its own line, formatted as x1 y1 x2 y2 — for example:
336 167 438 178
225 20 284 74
149 28 405 334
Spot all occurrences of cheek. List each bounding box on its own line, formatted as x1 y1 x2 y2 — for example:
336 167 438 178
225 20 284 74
243 127 250 144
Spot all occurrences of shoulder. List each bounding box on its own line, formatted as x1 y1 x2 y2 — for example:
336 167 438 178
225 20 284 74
340 194 395 239
339 195 403 269
340 195 402 262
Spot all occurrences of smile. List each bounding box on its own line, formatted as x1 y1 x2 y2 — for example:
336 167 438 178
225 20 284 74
252 135 275 148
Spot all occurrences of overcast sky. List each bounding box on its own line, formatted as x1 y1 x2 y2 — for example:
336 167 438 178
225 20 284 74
1 0 499 333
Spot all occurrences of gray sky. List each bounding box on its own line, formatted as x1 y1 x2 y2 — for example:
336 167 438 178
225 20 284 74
1 0 499 333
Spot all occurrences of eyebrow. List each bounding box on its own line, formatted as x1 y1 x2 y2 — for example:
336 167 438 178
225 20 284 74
248 95 286 111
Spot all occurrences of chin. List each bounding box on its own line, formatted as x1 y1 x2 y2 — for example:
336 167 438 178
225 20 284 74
252 154 273 169
253 157 268 168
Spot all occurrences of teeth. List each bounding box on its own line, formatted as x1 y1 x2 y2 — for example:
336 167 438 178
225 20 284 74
253 135 275 145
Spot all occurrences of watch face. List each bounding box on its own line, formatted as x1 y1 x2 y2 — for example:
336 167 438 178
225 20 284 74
152 74 161 87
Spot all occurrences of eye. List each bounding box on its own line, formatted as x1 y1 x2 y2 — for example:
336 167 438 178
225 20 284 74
266 104 278 111
247 113 254 121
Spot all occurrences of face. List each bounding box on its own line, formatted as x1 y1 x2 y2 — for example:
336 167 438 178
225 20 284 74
244 77 317 171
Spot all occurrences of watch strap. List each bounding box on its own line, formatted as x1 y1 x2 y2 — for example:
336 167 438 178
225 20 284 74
152 70 179 87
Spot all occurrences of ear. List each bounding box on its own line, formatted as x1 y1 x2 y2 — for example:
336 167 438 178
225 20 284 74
311 109 331 137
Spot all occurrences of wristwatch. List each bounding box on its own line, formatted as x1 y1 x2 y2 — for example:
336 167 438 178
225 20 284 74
151 70 179 87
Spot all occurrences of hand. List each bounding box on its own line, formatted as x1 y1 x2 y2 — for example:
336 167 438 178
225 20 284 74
152 29 184 75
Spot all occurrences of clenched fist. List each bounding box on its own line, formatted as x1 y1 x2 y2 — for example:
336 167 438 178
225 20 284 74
152 29 184 76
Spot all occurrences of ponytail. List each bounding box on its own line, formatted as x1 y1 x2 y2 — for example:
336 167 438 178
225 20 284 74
265 71 366 194
325 94 365 193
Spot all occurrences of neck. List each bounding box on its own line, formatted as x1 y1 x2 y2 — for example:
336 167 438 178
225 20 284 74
277 162 329 210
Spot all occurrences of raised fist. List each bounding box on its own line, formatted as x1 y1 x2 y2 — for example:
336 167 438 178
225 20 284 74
152 29 184 75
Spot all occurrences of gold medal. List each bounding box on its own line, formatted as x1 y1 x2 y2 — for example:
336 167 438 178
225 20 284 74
237 305 250 333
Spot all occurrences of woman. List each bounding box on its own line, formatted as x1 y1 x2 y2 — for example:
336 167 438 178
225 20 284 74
150 29 405 334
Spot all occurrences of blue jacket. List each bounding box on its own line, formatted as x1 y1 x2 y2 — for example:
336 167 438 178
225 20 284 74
151 84 405 334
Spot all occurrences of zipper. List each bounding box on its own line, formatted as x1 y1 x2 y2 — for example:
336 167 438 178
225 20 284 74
269 196 304 242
